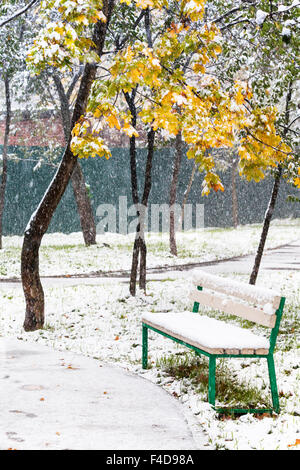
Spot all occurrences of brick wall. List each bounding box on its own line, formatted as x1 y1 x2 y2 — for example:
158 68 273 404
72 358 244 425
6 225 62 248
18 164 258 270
0 115 135 148
0 116 66 147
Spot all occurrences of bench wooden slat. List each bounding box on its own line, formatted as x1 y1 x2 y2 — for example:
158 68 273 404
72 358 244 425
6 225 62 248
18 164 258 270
255 348 270 355
225 348 240 355
144 318 225 354
241 348 254 355
143 319 269 356
190 290 277 328
192 271 281 310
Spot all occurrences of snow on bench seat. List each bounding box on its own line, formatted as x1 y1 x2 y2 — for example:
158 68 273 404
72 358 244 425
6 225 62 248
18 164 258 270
142 312 269 355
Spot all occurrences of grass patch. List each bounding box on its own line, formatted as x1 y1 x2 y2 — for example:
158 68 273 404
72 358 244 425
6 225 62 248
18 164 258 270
41 324 56 332
41 245 86 251
157 351 270 410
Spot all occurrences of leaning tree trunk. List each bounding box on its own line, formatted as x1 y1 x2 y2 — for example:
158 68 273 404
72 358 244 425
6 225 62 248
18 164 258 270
53 72 96 246
21 5 114 331
127 100 140 296
169 132 183 256
249 81 293 285
139 128 155 292
124 90 141 297
133 7 155 294
249 166 282 285
0 76 11 249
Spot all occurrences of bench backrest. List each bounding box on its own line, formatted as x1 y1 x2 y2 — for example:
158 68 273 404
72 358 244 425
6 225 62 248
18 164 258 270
189 271 285 332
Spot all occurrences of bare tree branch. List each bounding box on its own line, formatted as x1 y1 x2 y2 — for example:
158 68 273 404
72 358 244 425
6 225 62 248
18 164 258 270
0 0 38 28
287 114 300 130
66 66 84 101
220 17 253 30
212 4 248 24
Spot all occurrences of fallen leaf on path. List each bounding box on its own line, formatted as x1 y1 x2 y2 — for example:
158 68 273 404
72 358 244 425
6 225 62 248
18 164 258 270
288 439 300 448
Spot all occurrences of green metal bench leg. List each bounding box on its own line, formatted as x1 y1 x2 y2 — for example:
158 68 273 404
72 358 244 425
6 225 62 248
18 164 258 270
267 355 280 413
142 325 148 369
208 356 216 407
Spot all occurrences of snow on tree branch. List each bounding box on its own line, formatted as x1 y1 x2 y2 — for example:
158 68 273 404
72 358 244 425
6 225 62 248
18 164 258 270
0 0 38 29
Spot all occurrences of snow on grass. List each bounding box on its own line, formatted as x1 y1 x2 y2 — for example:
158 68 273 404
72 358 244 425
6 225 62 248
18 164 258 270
0 217 299 278
0 267 299 450
0 220 299 449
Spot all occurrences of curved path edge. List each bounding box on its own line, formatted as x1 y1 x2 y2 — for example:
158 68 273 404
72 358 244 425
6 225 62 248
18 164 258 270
0 338 204 450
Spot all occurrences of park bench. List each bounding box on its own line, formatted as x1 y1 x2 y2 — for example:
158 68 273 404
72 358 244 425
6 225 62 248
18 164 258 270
141 271 286 415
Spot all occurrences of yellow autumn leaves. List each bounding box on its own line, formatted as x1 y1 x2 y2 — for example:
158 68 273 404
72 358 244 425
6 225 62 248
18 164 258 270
71 12 291 194
294 168 300 188
238 106 292 182
71 101 139 160
27 0 295 195
27 0 107 71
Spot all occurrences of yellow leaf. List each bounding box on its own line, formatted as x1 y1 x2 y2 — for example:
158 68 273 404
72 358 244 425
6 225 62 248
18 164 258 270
129 68 140 82
211 182 224 192
235 88 244 105
214 44 222 54
193 63 206 74
106 114 121 130
123 124 139 137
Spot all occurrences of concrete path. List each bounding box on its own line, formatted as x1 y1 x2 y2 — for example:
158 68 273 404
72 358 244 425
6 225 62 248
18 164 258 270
202 239 300 275
0 338 200 450
39 238 300 283
0 240 299 289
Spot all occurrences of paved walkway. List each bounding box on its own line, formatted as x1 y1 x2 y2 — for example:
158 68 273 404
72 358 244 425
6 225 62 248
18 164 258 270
0 338 200 450
41 238 300 284
1 240 299 289
202 239 300 275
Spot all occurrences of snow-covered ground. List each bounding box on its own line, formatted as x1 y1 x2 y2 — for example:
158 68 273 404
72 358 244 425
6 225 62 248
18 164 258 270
0 219 299 450
0 217 300 278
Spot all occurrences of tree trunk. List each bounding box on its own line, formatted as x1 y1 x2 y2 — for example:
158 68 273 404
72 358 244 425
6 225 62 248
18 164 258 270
139 237 147 291
0 76 11 249
124 90 141 297
128 129 155 296
169 132 183 256
249 166 282 285
231 157 239 229
53 72 96 246
21 5 114 331
71 162 96 245
128 8 155 295
181 161 197 226
130 237 141 296
139 128 155 292
249 81 292 285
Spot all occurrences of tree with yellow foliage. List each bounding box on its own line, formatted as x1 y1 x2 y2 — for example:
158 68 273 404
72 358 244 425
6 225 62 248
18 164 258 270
69 0 292 293
203 0 299 284
20 0 293 330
